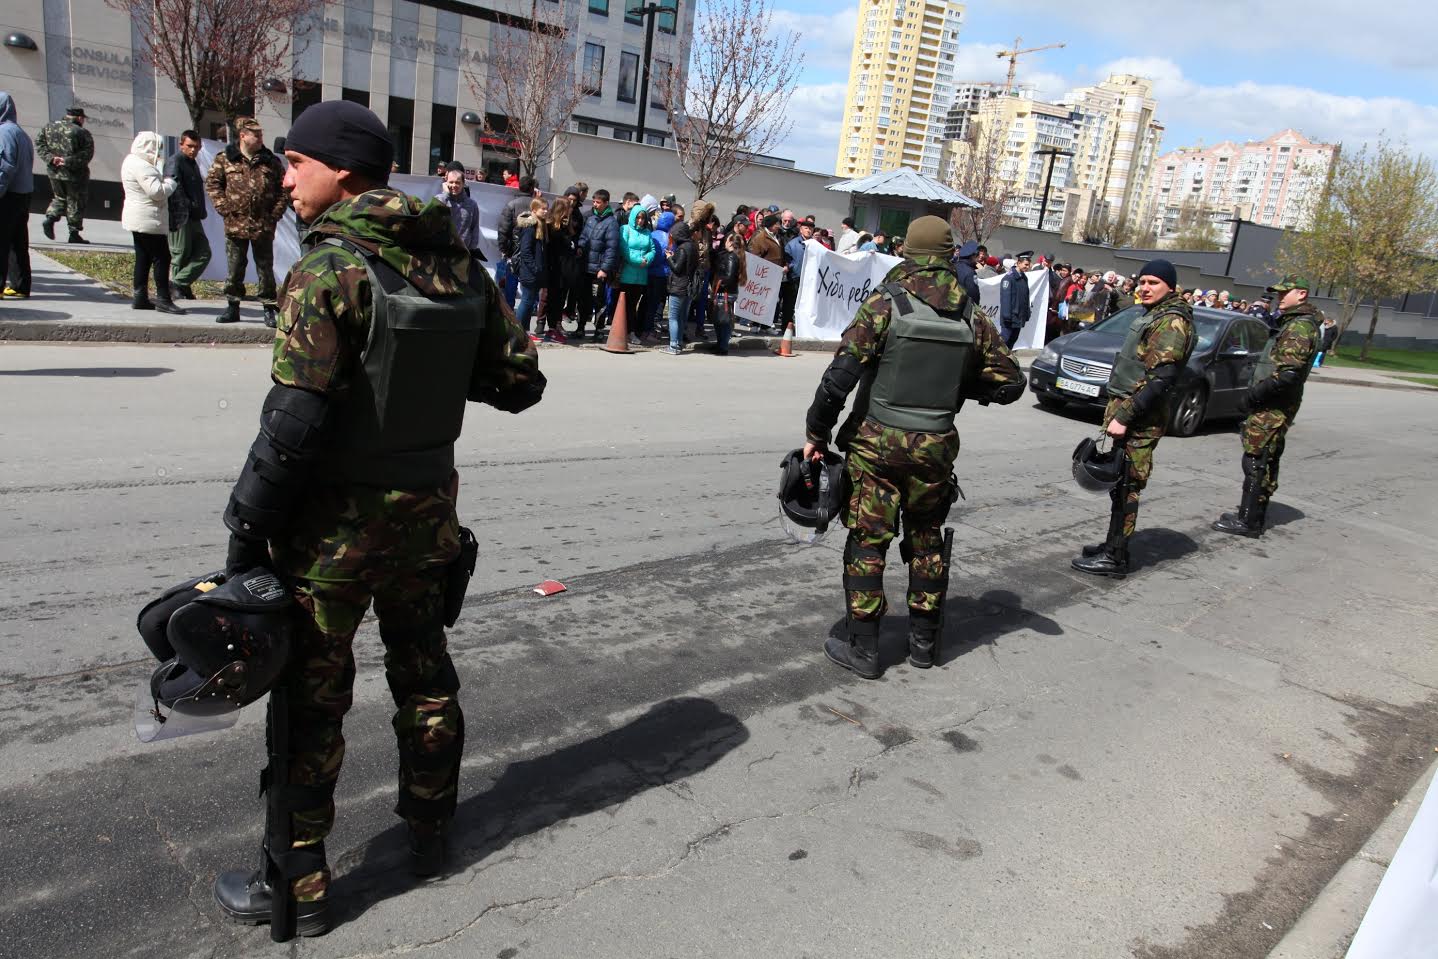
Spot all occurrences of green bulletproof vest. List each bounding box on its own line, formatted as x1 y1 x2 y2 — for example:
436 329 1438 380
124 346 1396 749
1107 310 1158 398
1253 313 1318 385
867 281 975 434
323 238 487 489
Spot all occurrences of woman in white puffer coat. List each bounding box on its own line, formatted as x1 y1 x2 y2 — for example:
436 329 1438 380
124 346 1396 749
121 131 185 313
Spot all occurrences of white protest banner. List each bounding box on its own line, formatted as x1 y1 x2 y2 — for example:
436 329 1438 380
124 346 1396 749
976 267 1050 350
1346 769 1438 959
794 241 904 341
734 253 782 328
195 141 519 284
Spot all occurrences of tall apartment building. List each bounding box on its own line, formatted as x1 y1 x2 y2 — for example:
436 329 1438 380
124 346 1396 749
945 91 1076 228
1060 74 1163 231
836 0 966 180
1144 130 1338 238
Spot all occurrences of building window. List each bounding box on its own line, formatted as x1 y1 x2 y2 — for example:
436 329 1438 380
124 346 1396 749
652 58 671 107
589 0 608 14
388 96 414 174
613 128 633 141
429 103 456 172
582 42 605 96
341 88 369 107
577 121 599 135
658 0 678 34
618 51 639 103
624 0 642 24
292 79 321 123
645 133 666 146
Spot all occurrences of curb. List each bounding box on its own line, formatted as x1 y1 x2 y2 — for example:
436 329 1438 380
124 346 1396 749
1306 373 1438 395
1267 758 1437 959
0 320 275 344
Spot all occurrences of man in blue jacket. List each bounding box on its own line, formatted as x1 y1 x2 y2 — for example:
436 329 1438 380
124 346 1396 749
577 188 621 340
0 92 35 299
999 250 1032 348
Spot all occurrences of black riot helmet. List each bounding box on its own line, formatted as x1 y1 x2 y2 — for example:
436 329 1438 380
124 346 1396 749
1072 435 1125 493
778 448 847 544
134 568 296 742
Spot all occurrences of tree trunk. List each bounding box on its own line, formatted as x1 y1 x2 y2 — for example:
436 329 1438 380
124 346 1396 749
1360 298 1380 361
1333 288 1361 357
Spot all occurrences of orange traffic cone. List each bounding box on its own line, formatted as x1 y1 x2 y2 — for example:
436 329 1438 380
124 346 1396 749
775 323 797 357
603 290 634 354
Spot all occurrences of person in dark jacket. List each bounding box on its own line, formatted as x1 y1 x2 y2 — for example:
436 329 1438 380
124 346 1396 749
541 196 582 344
998 251 1032 348
663 221 697 355
495 174 537 309
953 239 982 307
0 91 35 300
514 198 549 336
710 229 748 356
576 188 621 340
164 130 210 299
434 167 480 254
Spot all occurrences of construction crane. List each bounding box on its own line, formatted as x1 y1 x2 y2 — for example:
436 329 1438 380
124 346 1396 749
996 36 1066 95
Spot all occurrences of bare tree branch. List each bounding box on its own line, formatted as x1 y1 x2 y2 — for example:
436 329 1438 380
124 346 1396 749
659 0 802 198
469 3 590 180
944 120 1011 245
107 0 323 133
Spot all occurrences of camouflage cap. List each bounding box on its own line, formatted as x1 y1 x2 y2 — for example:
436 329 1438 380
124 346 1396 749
1266 274 1311 293
234 117 263 134
65 106 87 118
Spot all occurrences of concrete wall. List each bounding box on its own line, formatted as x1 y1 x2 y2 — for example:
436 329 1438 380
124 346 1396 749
547 132 850 227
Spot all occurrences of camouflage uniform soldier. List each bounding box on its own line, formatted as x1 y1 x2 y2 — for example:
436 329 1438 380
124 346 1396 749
37 106 93 243
206 117 290 327
211 101 544 937
1212 275 1319 538
1072 259 1195 578
803 216 1026 680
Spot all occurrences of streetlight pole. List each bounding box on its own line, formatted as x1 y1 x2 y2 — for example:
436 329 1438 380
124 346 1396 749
632 1 665 146
1035 146 1073 232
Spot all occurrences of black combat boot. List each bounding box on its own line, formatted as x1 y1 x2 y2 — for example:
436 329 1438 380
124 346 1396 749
172 282 195 300
214 858 330 936
68 229 88 244
1072 499 1130 578
42 217 56 240
131 287 155 311
907 611 940 669
1212 475 1265 538
824 617 882 679
154 284 187 315
215 301 241 324
1081 485 1126 556
263 305 278 329
409 820 449 878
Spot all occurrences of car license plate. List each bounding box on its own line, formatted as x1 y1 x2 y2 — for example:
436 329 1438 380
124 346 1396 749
1055 376 1100 397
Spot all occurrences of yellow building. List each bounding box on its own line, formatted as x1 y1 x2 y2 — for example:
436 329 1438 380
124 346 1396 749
1062 74 1163 233
948 91 1077 229
836 0 966 180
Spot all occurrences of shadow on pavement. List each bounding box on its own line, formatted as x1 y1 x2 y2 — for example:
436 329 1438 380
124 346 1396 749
328 696 748 929
1130 528 1200 568
1265 502 1305 528
940 588 1064 666
0 367 174 377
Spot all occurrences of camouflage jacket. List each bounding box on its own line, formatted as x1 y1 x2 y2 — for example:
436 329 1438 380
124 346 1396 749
806 254 1025 466
269 189 540 583
204 144 289 239
1255 300 1320 410
35 119 93 180
1111 292 1195 428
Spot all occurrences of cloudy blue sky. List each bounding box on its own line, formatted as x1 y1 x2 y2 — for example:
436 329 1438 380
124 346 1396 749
767 0 1438 174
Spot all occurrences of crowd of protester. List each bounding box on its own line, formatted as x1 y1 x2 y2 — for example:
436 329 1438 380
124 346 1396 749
488 175 869 355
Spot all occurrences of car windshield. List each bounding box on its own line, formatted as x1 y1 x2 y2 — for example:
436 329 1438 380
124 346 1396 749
1087 305 1222 352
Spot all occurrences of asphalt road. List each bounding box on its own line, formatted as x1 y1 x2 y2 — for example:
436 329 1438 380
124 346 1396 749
1 343 1435 959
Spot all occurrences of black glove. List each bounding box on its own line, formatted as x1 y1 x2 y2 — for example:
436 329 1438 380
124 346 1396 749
225 533 270 575
1236 391 1252 417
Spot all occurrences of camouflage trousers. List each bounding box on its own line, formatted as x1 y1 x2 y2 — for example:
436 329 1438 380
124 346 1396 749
223 234 277 305
839 450 953 623
1104 398 1165 538
1241 407 1295 498
283 566 463 901
44 177 88 231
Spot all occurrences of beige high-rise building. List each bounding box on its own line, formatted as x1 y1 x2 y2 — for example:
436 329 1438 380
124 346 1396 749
943 90 1077 229
1061 74 1163 232
1144 129 1338 238
836 0 966 180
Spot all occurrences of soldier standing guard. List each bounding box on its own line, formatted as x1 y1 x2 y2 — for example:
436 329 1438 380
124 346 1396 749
1072 259 1195 578
210 100 544 936
802 216 1026 680
37 106 93 244
1212 275 1320 537
206 117 290 327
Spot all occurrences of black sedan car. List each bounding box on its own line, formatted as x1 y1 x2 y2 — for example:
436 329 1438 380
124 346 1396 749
1028 304 1273 437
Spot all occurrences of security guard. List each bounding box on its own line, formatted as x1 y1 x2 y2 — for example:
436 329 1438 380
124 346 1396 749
211 100 543 935
998 250 1032 348
1072 258 1194 578
37 106 93 243
953 239 982 307
1212 275 1319 537
803 216 1026 679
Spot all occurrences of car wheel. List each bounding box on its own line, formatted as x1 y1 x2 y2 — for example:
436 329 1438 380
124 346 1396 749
1036 395 1067 411
1169 383 1208 437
